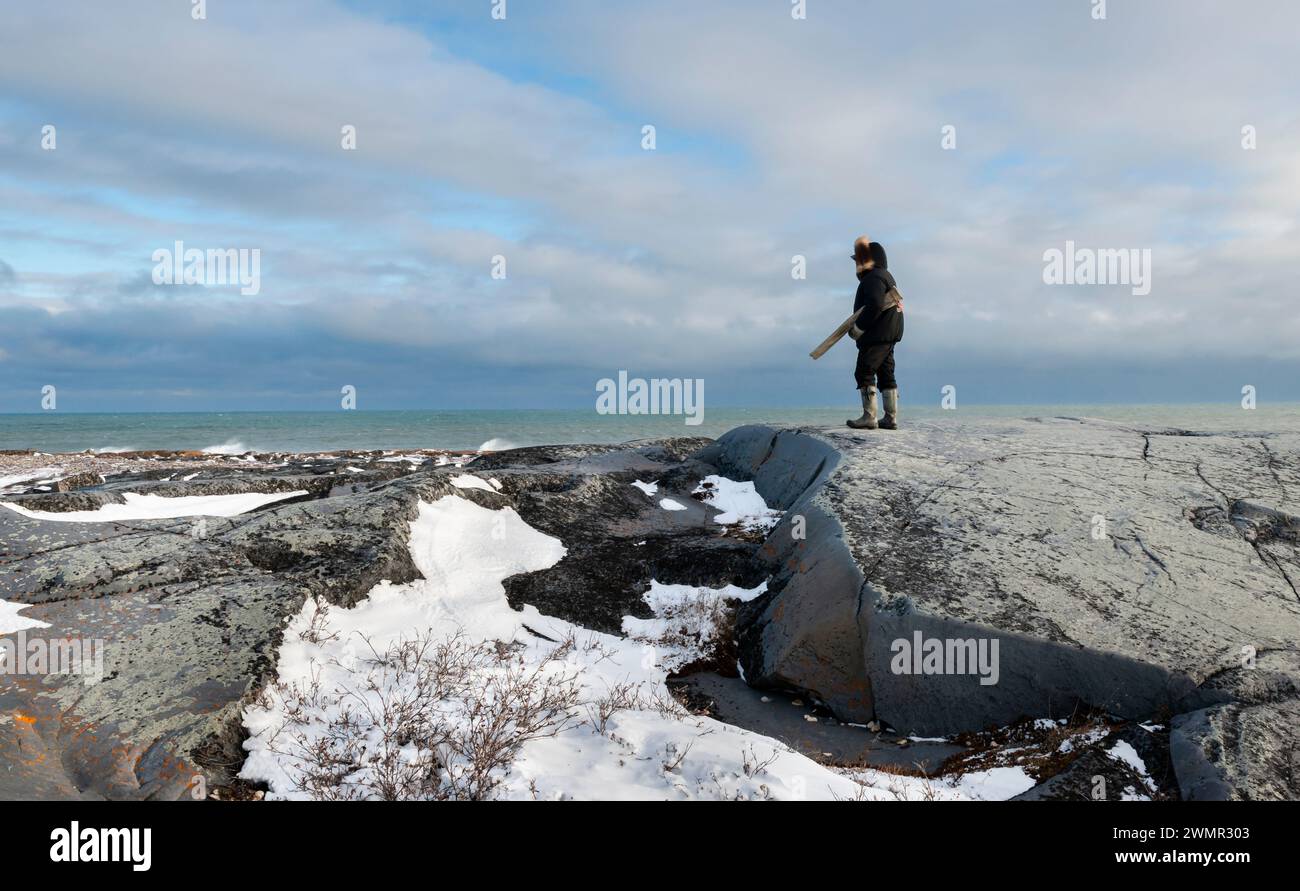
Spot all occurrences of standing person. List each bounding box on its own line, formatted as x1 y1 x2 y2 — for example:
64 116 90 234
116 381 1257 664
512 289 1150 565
846 237 904 430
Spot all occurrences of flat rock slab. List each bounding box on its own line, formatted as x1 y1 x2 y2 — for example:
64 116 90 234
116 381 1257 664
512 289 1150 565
707 416 1300 800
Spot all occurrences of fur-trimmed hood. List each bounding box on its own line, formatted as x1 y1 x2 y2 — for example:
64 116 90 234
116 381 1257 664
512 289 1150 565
855 241 889 279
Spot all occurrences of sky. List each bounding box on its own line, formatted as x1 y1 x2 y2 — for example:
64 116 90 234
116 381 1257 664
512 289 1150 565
1 0 1297 412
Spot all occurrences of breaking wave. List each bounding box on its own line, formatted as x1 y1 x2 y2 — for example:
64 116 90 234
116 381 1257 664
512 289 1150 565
476 437 518 452
201 440 250 455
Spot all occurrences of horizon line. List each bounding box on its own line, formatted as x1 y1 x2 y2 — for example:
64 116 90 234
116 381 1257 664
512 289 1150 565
1 400 1297 417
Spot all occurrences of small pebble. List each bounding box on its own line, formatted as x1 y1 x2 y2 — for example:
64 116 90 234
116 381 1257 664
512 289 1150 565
804 715 818 723
791 699 804 707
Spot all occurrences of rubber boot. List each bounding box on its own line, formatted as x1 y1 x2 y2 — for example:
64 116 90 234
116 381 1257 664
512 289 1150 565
847 387 878 429
880 388 899 429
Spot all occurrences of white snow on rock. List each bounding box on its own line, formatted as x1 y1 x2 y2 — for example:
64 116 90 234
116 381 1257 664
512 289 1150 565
1 490 307 522
0 599 51 635
1057 724 1109 753
240 496 994 801
622 580 767 671
379 455 425 465
659 498 687 511
1107 739 1157 792
941 766 1037 800
631 480 658 497
692 475 783 532
0 467 65 493
642 580 768 611
450 474 496 492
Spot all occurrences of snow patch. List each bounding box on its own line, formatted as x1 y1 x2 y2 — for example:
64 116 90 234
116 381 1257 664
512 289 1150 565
692 475 782 532
659 498 687 511
942 766 1037 800
0 599 51 635
1107 739 1157 792
0 467 65 492
1057 725 1109 753
621 580 767 671
451 474 496 492
631 480 658 497
1 490 307 522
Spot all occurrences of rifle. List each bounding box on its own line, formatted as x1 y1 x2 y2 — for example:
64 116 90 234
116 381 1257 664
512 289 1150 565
810 285 903 360
809 308 864 360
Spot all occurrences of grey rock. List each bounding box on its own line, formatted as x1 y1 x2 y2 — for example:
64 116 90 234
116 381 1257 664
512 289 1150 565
0 460 438 799
708 417 1300 799
0 440 766 799
1171 698 1300 800
5 418 1297 801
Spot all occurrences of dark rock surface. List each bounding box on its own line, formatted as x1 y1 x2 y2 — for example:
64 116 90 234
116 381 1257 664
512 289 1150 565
488 440 766 634
0 441 768 799
0 454 439 799
706 418 1300 800
669 671 962 775
1010 724 1177 801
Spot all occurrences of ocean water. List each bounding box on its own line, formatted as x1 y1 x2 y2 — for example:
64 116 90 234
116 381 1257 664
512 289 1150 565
0 405 1296 454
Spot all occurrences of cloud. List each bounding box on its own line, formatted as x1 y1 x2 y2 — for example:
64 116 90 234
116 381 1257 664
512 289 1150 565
0 0 1297 411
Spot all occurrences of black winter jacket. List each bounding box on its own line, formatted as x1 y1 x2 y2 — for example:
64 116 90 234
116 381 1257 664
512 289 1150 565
852 246 904 346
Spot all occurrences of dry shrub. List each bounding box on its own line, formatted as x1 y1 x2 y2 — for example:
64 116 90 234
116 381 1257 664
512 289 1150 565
262 631 582 800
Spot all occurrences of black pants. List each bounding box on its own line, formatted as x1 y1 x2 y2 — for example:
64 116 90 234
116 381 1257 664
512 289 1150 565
854 342 897 391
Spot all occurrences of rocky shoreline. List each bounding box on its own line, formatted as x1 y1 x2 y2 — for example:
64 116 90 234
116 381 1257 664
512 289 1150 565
1 418 1296 800
0 448 478 494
